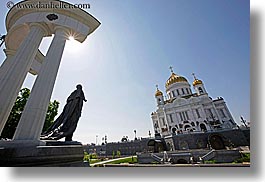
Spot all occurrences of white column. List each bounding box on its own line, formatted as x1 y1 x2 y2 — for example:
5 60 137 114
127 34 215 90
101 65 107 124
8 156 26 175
0 23 48 134
161 108 170 136
211 103 222 124
0 50 15 131
14 27 68 141
0 49 16 86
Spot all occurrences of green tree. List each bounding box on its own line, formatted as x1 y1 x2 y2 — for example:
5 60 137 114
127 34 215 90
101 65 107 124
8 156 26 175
42 100 60 132
112 151 115 159
116 150 121 157
0 88 59 139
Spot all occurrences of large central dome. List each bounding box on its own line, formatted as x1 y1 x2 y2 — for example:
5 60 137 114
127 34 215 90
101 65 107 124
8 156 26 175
165 73 188 88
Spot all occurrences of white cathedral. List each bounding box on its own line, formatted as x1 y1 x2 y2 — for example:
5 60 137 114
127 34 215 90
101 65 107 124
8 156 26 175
151 68 237 138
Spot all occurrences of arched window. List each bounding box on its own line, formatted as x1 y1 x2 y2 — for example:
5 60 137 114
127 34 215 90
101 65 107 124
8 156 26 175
172 127 177 134
198 87 203 93
179 124 183 128
200 123 207 132
184 125 191 131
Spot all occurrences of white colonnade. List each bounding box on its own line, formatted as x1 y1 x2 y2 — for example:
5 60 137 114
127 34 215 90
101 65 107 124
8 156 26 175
14 27 68 140
0 0 100 145
0 23 49 134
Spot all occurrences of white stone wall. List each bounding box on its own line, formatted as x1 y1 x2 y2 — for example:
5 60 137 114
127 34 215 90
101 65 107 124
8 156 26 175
166 82 192 99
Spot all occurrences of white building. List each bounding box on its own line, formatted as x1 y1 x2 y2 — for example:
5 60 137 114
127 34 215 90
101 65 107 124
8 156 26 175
151 68 237 137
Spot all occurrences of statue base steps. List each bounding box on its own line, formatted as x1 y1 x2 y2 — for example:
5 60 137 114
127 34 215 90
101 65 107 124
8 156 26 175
0 140 88 167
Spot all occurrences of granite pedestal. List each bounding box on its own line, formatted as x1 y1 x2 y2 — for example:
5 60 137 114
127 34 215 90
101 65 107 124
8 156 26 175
0 140 88 167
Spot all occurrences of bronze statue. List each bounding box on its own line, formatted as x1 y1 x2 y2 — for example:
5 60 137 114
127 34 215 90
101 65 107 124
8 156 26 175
41 84 87 141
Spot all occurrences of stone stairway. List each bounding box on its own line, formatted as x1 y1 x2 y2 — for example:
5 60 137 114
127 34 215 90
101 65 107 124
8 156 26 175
200 149 216 162
150 153 164 164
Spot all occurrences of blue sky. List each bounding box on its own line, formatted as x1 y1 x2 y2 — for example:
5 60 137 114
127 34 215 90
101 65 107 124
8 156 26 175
0 0 249 144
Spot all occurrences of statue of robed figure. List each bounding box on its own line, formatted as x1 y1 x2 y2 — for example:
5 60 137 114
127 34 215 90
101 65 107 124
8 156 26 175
41 84 87 141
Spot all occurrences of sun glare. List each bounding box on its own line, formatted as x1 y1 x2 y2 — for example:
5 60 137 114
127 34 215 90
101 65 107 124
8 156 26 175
65 36 81 53
68 36 75 41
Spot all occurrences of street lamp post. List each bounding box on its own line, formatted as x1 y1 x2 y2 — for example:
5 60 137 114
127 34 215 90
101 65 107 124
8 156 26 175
148 130 151 138
96 135 98 145
134 130 137 140
105 135 107 144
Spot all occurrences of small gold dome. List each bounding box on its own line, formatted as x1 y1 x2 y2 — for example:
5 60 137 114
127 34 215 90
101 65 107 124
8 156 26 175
155 89 163 97
193 79 203 86
165 73 188 87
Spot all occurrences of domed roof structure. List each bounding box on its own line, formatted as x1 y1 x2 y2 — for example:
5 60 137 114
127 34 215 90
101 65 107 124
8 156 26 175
192 79 203 86
192 73 203 86
165 73 188 88
155 90 163 97
155 85 163 97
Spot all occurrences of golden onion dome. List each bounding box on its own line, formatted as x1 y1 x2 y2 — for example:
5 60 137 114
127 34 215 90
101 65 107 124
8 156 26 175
155 85 163 97
193 79 203 86
155 89 163 97
165 73 188 87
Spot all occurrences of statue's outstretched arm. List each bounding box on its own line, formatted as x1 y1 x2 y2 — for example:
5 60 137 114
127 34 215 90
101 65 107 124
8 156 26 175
82 91 87 102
